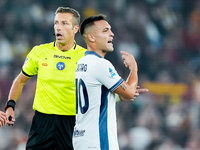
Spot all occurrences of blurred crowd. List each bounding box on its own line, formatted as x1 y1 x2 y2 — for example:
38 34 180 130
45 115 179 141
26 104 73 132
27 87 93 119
0 0 200 149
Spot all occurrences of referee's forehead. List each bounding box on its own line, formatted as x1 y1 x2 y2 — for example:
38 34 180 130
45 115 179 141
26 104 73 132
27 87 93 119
54 13 73 22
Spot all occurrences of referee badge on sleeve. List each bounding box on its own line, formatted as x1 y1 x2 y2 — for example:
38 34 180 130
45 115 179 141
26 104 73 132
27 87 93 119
22 57 28 69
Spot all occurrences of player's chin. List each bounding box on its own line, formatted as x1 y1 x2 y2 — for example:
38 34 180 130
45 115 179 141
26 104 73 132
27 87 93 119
108 46 114 52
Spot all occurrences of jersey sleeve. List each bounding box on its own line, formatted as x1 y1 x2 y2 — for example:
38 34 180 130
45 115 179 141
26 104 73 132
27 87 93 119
95 59 123 92
22 46 39 77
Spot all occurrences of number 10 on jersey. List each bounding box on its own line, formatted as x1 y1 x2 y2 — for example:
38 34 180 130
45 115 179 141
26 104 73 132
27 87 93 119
75 78 89 114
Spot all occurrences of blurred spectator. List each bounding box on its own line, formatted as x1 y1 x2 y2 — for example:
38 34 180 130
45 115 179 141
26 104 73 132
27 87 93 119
0 33 13 67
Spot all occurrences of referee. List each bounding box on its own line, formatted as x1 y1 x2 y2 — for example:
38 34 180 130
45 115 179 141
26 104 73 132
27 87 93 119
5 7 86 150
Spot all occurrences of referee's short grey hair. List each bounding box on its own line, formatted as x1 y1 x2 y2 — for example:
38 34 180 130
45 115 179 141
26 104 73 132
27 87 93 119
55 7 80 26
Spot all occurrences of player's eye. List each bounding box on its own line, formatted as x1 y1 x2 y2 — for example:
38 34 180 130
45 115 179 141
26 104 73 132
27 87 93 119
103 28 109 32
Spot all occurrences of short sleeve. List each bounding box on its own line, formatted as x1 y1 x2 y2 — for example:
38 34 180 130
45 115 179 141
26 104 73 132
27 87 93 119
22 46 39 77
94 59 123 92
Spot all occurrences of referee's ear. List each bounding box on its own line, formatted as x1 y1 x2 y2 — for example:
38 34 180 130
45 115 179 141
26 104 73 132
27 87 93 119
73 25 79 34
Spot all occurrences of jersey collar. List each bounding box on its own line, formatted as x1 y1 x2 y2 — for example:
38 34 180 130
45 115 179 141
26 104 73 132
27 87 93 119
85 51 103 58
54 41 77 51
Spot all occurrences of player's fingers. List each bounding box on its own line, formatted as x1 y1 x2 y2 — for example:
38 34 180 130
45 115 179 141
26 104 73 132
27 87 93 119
135 92 139 96
0 118 5 127
120 51 130 56
1 114 6 120
137 88 148 93
120 51 127 55
121 55 126 61
124 62 128 67
0 113 6 120
121 51 130 60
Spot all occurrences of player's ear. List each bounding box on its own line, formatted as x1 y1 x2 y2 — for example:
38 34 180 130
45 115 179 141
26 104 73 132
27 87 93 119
73 25 79 34
88 33 95 42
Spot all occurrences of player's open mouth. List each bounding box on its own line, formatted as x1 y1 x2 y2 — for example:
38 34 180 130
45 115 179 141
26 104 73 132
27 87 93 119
108 40 113 44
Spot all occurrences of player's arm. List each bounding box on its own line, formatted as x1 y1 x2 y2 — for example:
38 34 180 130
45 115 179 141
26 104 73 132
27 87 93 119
114 51 138 101
5 72 30 125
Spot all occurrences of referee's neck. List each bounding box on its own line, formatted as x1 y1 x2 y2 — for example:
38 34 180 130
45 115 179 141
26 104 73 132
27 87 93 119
56 41 75 51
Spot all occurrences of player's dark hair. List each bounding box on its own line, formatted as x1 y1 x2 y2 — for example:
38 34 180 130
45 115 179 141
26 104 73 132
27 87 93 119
55 7 80 26
80 14 107 36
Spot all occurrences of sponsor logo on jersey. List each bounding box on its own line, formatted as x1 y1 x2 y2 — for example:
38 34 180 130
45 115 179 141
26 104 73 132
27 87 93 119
73 128 85 137
22 57 28 69
42 63 48 66
76 63 87 72
56 62 65 70
54 55 71 59
108 67 116 78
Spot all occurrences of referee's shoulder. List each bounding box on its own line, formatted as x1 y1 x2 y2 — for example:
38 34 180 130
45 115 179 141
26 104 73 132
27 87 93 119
30 42 54 54
76 44 87 52
35 42 54 48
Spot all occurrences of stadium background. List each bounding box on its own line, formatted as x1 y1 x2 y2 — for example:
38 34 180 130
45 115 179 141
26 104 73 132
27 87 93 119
0 0 200 149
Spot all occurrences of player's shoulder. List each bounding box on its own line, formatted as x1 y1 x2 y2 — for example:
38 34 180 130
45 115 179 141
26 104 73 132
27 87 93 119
88 55 112 69
97 57 112 65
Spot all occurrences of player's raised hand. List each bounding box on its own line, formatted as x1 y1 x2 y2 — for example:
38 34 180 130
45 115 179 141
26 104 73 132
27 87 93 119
120 51 137 71
133 86 148 99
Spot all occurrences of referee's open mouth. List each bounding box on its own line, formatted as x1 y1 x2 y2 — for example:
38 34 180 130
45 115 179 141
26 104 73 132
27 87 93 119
56 33 63 39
